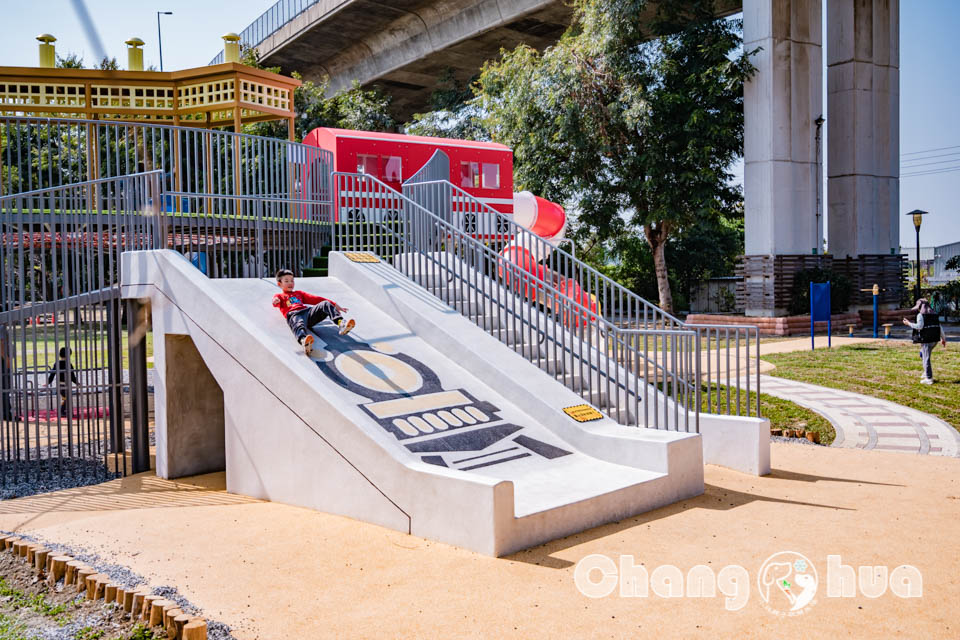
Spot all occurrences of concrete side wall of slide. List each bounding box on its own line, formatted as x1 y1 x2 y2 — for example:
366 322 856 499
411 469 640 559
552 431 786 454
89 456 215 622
380 252 769 476
122 250 710 555
122 250 511 555
329 252 705 497
163 334 227 478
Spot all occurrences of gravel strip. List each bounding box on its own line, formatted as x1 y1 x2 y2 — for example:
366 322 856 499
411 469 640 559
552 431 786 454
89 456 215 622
771 435 820 446
0 458 120 500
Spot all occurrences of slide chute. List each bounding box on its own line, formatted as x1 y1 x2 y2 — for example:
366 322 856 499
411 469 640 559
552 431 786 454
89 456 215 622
499 192 599 325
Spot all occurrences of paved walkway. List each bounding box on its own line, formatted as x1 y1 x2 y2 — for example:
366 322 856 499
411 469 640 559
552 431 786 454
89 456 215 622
759 373 960 458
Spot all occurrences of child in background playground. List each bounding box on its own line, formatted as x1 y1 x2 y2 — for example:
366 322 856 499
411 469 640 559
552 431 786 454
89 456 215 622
902 298 947 384
46 347 78 416
272 269 355 356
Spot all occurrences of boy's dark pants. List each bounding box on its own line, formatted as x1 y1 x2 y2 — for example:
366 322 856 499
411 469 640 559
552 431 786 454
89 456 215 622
287 301 342 343
58 390 69 416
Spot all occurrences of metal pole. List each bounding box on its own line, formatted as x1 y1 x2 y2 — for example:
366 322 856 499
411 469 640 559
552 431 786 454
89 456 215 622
106 298 124 454
915 226 921 303
157 12 172 72
127 299 150 473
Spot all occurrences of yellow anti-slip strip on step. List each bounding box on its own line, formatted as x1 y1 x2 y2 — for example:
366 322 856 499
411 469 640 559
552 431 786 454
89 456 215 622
563 404 603 423
343 252 380 263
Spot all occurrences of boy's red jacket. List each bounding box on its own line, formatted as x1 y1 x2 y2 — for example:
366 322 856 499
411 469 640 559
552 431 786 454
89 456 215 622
272 290 332 319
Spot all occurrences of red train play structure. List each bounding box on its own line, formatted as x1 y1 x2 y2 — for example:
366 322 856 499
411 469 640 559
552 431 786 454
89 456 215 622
304 127 599 322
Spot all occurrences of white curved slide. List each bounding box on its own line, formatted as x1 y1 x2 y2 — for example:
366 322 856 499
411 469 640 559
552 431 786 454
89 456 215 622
121 250 703 556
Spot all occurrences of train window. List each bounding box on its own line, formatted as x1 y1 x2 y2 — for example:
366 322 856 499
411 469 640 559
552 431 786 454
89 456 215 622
357 154 378 177
482 163 500 189
382 156 402 182
460 161 480 188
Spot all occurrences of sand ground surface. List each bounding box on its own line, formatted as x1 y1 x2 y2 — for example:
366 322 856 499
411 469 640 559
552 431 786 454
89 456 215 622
0 442 956 639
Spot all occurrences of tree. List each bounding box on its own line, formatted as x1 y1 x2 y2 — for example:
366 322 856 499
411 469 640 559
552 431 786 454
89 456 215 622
405 70 489 141
96 57 120 70
474 0 754 312
56 53 85 68
601 207 744 310
239 45 394 141
946 255 960 272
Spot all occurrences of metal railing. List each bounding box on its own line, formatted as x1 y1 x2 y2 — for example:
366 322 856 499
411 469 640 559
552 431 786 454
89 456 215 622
0 171 162 486
400 179 761 418
209 0 321 64
160 190 333 279
1 117 334 275
1 116 333 206
333 172 700 431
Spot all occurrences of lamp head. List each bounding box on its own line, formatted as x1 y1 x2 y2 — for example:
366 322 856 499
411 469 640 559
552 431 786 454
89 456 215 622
907 209 928 231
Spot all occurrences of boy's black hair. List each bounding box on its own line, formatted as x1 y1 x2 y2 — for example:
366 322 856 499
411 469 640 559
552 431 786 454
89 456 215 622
276 268 294 282
59 347 70 359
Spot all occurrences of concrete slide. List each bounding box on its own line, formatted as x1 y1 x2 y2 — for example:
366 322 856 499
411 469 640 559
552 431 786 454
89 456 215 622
122 250 703 556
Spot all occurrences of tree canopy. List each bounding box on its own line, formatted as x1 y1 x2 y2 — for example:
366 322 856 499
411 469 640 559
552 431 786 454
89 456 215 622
474 0 755 311
405 70 488 141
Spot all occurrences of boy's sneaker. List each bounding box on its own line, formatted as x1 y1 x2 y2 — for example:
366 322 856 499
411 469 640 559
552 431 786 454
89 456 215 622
920 377 934 385
338 318 356 336
303 334 314 356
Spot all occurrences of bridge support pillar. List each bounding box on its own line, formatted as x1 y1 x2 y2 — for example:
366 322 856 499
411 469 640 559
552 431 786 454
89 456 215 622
742 0 823 316
826 0 902 306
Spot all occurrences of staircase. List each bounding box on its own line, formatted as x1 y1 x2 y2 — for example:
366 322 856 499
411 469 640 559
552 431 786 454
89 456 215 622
306 220 410 277
329 171 758 432
403 258 681 430
303 247 331 278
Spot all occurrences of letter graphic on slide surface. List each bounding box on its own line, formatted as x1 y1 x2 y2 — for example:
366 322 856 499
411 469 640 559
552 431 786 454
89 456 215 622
310 328 572 471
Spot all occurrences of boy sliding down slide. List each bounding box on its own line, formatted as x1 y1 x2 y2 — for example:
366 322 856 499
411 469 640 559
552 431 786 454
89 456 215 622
272 269 355 356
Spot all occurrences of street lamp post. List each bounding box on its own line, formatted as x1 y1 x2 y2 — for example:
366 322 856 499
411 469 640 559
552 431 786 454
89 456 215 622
907 209 928 303
157 11 172 71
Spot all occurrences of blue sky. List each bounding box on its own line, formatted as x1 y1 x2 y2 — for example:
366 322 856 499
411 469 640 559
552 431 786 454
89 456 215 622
2 0 957 248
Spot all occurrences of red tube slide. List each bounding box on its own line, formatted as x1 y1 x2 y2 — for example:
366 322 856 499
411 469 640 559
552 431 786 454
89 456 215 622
499 192 599 324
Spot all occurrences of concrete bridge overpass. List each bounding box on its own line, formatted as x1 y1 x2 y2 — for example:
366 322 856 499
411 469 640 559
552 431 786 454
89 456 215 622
213 0 740 120
214 0 903 317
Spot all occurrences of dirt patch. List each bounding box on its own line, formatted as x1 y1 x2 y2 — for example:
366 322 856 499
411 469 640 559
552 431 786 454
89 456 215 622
0 551 161 639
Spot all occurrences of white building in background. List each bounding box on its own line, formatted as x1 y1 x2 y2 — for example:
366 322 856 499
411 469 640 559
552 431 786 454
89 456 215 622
902 242 960 286
932 241 960 285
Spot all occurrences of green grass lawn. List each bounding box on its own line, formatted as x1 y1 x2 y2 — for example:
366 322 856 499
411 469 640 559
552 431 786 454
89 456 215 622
764 341 960 431
10 329 154 370
700 384 835 444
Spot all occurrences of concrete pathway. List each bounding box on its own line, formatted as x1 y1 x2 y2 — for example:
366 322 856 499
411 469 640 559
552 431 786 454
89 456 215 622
760 374 960 457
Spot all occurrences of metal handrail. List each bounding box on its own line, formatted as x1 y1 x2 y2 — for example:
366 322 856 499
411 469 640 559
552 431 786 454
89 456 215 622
164 190 331 206
409 179 684 327
402 178 760 417
333 171 699 431
208 0 320 64
0 170 163 199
